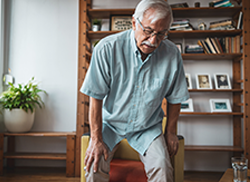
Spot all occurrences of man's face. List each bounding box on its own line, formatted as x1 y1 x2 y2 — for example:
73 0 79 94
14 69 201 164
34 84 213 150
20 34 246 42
132 8 170 55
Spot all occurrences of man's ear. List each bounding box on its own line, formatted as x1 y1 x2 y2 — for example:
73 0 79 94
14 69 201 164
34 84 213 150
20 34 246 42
132 17 136 31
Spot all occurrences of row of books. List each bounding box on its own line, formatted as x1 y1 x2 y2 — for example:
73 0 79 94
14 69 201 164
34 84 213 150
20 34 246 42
209 0 234 7
197 36 241 54
170 19 194 31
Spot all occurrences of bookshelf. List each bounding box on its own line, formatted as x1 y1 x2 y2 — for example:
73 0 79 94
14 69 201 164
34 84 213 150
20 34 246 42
75 0 250 176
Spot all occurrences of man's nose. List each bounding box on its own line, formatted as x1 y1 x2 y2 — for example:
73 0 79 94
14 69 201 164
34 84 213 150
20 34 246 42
148 34 158 45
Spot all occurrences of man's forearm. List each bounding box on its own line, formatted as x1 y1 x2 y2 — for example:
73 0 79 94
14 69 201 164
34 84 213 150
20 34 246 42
165 103 181 135
89 97 103 141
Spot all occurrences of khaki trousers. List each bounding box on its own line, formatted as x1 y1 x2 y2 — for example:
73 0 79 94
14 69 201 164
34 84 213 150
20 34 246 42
85 134 173 182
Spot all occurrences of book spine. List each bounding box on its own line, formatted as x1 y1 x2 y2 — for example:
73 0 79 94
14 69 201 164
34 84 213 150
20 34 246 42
205 38 217 54
215 38 224 53
202 40 212 54
211 38 221 53
198 40 207 54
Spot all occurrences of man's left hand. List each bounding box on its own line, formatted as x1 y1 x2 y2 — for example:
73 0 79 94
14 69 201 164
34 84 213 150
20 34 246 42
165 133 179 157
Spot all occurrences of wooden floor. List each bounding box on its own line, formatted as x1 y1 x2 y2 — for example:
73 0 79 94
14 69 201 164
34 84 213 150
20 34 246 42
0 167 224 182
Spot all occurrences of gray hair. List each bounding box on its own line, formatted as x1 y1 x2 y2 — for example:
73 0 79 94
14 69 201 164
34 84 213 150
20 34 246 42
133 0 173 30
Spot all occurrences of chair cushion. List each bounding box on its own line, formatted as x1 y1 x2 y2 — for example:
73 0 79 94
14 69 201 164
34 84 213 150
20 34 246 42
110 159 147 182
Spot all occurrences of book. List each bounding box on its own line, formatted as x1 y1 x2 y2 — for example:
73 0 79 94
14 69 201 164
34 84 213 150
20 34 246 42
170 23 190 29
212 0 229 5
215 38 224 53
237 11 243 29
217 2 233 7
185 45 204 54
198 40 209 54
214 0 231 7
172 19 190 25
211 38 221 53
209 25 235 30
205 38 217 54
209 19 235 29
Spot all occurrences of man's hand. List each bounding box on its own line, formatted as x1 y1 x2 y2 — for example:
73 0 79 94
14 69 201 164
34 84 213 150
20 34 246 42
165 133 179 157
84 139 109 173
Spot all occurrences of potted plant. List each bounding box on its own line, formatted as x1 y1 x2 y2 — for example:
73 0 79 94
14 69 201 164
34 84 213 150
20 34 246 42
0 77 47 132
92 19 102 31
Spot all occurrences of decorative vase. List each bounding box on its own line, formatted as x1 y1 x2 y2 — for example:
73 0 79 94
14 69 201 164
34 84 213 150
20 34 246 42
3 109 35 133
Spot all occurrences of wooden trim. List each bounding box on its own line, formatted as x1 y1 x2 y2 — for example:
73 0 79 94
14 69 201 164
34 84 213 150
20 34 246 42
0 134 3 176
3 132 76 137
75 0 89 177
242 0 250 168
188 89 242 92
185 145 244 152
87 30 242 40
7 136 15 168
66 135 76 177
180 112 243 116
3 153 66 160
88 7 241 19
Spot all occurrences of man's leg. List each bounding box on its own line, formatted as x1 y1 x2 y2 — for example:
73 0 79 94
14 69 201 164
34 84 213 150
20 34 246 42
85 144 118 182
139 134 173 182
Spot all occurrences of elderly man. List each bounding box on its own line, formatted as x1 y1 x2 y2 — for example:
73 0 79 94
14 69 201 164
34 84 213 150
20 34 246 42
81 0 189 181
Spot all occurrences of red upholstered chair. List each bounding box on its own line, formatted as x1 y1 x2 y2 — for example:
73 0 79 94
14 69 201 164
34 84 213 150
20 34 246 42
81 117 185 182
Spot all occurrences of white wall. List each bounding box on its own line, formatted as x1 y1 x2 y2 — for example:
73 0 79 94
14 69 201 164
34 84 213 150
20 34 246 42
0 0 4 132
6 0 78 167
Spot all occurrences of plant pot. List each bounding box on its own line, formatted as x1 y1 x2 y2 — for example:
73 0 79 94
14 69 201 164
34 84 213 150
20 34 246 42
92 25 101 31
3 109 35 133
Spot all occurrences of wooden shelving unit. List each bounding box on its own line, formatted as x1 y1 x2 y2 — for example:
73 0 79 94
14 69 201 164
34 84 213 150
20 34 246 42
185 145 244 152
0 132 76 177
76 0 250 175
87 29 242 40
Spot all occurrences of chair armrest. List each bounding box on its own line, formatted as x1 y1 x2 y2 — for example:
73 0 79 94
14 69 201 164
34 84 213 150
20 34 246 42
81 134 90 182
173 135 184 182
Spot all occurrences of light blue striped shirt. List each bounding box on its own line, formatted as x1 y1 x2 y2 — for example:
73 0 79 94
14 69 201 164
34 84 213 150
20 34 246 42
81 29 189 155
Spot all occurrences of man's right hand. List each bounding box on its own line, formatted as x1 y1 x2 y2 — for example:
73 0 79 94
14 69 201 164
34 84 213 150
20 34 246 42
84 139 109 173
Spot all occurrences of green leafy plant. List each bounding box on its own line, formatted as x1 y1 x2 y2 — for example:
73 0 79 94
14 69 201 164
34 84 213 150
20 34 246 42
92 19 102 25
0 77 47 113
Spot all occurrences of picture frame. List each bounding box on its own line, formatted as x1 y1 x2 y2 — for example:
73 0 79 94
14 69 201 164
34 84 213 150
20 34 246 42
214 73 231 89
209 99 232 112
110 15 132 31
181 98 194 112
175 43 182 53
185 73 192 89
196 74 213 89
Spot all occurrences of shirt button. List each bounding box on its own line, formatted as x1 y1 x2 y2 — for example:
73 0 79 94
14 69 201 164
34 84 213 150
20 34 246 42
134 104 136 106
130 120 133 122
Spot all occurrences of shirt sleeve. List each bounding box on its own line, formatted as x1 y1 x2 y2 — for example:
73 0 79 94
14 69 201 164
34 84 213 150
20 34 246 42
165 52 189 104
80 43 111 100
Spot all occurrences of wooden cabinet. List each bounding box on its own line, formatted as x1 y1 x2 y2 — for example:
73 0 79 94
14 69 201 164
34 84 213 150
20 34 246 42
75 0 250 176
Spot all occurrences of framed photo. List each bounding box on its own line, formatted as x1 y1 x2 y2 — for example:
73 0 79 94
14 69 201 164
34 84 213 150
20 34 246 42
214 73 231 89
181 98 194 112
185 73 192 89
110 15 132 31
175 43 182 53
196 74 213 89
209 99 232 112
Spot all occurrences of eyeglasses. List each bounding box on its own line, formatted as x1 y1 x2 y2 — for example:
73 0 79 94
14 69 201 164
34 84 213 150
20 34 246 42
137 18 168 40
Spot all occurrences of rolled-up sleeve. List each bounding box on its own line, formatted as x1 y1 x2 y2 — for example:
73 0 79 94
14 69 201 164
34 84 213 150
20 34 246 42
165 52 189 104
80 43 111 100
